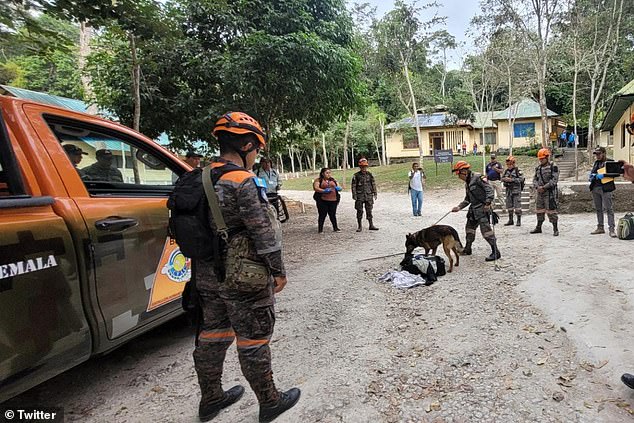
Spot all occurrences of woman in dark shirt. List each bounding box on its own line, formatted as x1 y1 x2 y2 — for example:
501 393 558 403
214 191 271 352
313 168 342 233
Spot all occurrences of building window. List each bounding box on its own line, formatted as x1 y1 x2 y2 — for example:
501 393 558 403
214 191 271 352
514 122 536 138
479 132 497 145
402 131 419 149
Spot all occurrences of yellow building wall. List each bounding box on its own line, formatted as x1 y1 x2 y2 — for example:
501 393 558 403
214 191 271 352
386 128 470 158
495 118 548 149
612 105 633 163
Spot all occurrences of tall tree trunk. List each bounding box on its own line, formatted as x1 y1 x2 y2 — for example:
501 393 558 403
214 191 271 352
277 152 284 174
507 71 514 155
297 149 303 173
288 146 295 174
343 113 352 187
373 134 382 166
321 133 328 168
538 62 549 148
351 143 355 166
312 144 317 171
79 21 98 114
380 117 388 165
402 54 424 165
128 34 141 184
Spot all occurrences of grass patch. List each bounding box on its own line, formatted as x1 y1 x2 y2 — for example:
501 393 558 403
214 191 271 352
281 155 538 193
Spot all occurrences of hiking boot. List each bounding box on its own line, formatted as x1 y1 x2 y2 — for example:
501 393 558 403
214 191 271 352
199 385 245 422
356 218 362 233
591 226 605 235
461 242 472 256
504 215 514 226
622 373 634 390
259 388 301 423
529 223 542 234
515 215 521 227
609 229 617 238
334 227 342 232
368 219 379 231
553 222 559 237
485 249 501 262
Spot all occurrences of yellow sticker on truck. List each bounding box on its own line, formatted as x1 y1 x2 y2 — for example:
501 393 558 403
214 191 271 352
147 237 191 312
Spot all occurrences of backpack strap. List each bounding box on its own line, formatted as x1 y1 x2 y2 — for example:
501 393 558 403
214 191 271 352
202 165 229 241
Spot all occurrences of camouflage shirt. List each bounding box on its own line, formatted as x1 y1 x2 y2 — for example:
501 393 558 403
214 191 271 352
532 162 559 191
502 167 524 194
81 163 123 182
351 171 377 201
210 160 285 277
458 172 494 211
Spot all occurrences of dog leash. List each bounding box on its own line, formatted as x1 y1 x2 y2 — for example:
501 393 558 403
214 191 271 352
432 210 465 226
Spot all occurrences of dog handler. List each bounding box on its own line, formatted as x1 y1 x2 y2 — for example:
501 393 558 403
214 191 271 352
451 161 501 261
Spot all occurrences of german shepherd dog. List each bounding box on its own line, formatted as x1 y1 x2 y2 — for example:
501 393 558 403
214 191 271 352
405 225 464 272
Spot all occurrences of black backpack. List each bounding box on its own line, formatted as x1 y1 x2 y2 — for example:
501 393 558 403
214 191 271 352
167 164 241 259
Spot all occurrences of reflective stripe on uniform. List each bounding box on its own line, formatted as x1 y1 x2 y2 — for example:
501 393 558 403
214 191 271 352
236 336 270 350
198 328 236 343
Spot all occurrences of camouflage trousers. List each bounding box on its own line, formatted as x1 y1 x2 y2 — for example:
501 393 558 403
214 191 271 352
535 190 558 223
355 199 374 220
465 217 496 247
193 261 280 406
505 192 522 214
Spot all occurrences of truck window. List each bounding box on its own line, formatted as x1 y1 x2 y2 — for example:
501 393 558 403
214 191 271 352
45 118 179 197
0 112 27 198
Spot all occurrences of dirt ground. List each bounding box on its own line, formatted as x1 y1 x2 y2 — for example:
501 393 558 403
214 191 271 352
8 188 634 422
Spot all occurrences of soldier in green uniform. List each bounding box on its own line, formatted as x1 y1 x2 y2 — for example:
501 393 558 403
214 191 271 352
530 148 559 236
193 112 300 422
451 160 501 261
351 158 378 232
501 155 524 227
81 149 123 182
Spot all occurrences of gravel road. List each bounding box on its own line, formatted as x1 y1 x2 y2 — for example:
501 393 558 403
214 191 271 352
7 188 634 422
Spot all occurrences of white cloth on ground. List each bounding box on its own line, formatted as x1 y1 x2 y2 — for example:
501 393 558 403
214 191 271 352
378 270 427 289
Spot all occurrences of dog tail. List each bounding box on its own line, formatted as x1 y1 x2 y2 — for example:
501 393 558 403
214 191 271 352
449 226 464 253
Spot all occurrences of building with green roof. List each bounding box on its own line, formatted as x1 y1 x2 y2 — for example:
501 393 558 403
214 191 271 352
600 78 634 163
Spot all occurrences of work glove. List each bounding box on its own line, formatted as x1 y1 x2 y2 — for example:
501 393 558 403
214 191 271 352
323 188 332 193
588 173 596 182
596 173 604 180
335 186 342 192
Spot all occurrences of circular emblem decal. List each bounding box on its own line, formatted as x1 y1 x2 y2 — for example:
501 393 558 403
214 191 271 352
161 249 191 282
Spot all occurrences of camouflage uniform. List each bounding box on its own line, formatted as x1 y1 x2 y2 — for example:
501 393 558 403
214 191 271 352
81 163 123 182
502 167 523 215
351 170 377 226
532 161 559 234
194 159 284 407
457 172 497 254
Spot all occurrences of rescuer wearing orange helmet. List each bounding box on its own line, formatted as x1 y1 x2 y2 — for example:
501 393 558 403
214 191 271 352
501 156 525 226
192 112 300 422
351 158 379 232
530 148 560 236
451 160 501 261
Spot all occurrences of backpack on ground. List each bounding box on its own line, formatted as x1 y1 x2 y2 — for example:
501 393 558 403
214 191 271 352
617 212 634 240
399 254 446 285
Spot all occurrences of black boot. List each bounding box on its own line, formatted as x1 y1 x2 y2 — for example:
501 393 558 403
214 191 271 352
553 221 559 237
530 221 543 234
515 214 521 227
356 218 362 232
199 385 245 422
485 244 501 261
259 388 301 423
504 213 514 226
368 219 379 231
461 241 472 255
622 373 634 390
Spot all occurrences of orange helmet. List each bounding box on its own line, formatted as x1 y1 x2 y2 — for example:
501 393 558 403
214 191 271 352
537 148 550 159
452 160 471 173
212 112 266 148
506 155 516 165
358 158 369 166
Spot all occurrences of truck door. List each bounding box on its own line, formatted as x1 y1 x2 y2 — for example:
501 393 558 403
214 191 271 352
0 113 90 402
39 115 189 345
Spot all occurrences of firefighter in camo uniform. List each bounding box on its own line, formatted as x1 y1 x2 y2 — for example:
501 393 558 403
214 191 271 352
351 158 379 232
193 112 300 423
451 161 501 262
530 148 560 236
501 156 524 227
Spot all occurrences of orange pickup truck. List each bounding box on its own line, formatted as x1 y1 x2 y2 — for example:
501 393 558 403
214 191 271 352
0 95 192 402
